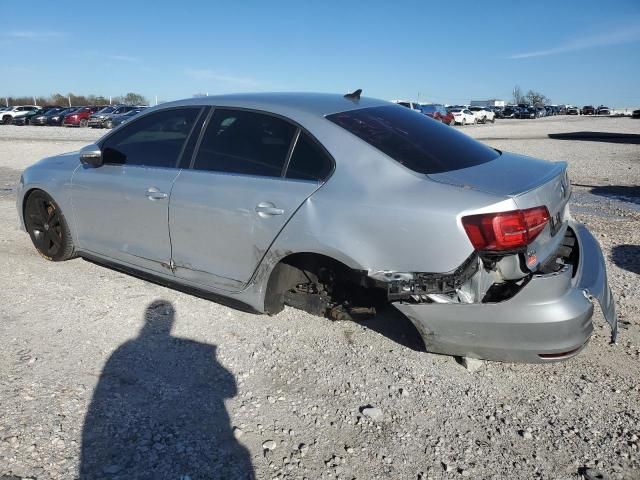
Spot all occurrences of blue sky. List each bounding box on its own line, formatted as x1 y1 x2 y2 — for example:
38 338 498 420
1 0 639 106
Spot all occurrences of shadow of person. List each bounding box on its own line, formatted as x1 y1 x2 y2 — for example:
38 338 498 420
80 300 254 479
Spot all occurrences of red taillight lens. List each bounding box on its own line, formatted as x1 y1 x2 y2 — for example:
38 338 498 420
462 207 550 251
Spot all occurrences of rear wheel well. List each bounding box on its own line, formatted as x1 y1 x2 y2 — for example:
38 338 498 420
264 252 384 318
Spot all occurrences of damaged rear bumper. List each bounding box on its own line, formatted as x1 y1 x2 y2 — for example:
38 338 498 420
393 222 617 363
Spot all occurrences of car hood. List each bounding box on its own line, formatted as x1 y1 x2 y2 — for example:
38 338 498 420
427 151 565 197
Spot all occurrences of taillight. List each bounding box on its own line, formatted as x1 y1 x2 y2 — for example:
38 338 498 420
462 207 550 251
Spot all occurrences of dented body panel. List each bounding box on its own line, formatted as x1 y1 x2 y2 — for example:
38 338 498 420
393 222 616 363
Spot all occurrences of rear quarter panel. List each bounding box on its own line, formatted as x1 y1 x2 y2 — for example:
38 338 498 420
263 125 516 275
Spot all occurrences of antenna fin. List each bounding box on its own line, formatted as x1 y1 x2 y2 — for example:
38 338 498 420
344 89 362 101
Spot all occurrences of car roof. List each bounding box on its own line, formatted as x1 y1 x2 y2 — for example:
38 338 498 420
158 92 389 118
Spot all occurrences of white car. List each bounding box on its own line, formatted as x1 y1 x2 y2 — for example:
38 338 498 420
448 107 477 125
1 105 39 124
392 100 421 112
468 106 495 124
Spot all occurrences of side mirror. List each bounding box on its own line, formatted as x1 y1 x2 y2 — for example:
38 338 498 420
80 144 103 167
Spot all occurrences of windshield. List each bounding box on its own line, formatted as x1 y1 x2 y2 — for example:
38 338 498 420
326 105 499 175
97 106 116 114
420 105 437 113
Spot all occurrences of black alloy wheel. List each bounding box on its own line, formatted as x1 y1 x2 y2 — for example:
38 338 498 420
24 191 75 261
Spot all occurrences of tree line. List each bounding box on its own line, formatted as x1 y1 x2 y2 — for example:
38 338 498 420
2 92 148 107
512 85 550 106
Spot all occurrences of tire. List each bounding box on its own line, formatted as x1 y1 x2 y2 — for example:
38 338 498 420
106 120 113 129
462 118 466 125
491 117 495 123
474 118 478 124
79 118 88 128
2 115 11 125
24 190 75 261
449 119 455 126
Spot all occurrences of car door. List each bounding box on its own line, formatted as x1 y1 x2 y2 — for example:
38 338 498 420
71 106 203 273
169 108 333 291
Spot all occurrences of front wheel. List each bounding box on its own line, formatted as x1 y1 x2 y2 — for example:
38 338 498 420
79 118 88 128
462 118 466 125
474 118 478 124
24 191 75 261
2 116 11 125
449 119 455 126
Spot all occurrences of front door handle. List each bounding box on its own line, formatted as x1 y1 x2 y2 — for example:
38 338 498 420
255 202 284 217
146 187 168 200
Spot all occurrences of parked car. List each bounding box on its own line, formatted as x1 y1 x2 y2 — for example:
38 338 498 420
597 106 611 115
516 107 536 119
88 105 140 128
30 107 65 126
63 106 104 127
535 107 547 118
502 106 518 118
468 106 495 124
47 107 78 126
632 109 640 119
490 106 505 119
566 106 580 115
581 105 596 115
419 104 455 125
12 106 63 126
392 100 421 112
17 92 616 363
1 105 39 124
108 107 148 128
448 107 477 125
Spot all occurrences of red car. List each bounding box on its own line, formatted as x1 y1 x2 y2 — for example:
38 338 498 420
62 106 104 127
419 104 455 126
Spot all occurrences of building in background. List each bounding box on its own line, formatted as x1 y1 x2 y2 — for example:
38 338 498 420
470 99 505 107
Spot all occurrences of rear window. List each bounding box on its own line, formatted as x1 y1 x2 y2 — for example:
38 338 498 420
326 105 499 174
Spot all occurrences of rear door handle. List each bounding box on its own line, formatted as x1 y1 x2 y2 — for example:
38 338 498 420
146 187 168 200
255 202 284 216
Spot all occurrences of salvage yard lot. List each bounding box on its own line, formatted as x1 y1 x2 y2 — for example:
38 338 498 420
0 116 639 479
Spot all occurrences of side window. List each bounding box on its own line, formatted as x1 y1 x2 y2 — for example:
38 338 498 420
102 107 200 168
285 132 333 182
193 109 296 177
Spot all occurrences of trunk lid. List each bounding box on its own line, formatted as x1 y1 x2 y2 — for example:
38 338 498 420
429 152 571 269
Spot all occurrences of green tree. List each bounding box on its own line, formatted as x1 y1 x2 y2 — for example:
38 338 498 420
122 92 147 105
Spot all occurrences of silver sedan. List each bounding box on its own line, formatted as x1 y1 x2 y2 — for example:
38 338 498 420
16 92 616 362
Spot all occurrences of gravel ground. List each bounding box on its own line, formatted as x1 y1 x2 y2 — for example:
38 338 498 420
0 117 638 480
